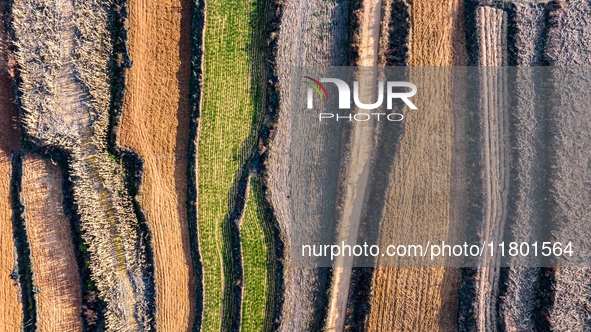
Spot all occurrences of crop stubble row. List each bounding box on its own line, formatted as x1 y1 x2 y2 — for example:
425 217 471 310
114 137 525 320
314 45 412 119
266 0 350 330
11 0 153 329
496 3 546 331
544 2 591 330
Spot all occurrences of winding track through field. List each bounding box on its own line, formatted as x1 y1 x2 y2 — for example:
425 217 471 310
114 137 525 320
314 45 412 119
325 0 381 330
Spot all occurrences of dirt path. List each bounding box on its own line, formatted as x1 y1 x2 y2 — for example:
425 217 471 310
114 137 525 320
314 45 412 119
325 79 375 331
0 4 23 329
367 0 466 331
325 0 381 330
359 0 382 66
21 155 83 332
118 0 196 330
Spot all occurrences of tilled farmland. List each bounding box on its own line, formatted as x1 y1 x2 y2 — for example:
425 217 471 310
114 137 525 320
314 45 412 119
0 0 590 332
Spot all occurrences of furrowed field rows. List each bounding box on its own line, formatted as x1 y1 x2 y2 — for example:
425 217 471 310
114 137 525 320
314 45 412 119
458 2 591 331
118 0 196 330
21 154 83 332
197 0 269 329
367 0 466 331
241 176 273 331
459 7 509 332
0 1 22 327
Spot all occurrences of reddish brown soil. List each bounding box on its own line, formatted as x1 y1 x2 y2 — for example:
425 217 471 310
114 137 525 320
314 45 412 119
0 2 23 329
118 0 196 330
21 155 83 332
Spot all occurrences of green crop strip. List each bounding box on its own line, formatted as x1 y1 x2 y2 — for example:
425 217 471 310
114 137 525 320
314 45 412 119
241 176 274 331
197 0 269 329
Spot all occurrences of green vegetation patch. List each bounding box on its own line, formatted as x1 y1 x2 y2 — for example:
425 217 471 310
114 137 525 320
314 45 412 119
241 177 273 331
197 0 269 329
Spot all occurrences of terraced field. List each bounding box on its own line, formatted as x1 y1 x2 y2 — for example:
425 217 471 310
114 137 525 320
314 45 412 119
1 0 591 331
11 0 153 329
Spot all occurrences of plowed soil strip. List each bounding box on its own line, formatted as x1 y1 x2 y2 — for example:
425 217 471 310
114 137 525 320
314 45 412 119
368 0 466 331
118 0 196 330
474 7 509 332
0 3 23 328
21 155 83 332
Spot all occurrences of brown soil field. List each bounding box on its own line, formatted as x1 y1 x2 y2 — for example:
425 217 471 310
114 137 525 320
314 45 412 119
21 154 83 332
0 3 22 329
118 0 196 330
367 1 466 331
0 157 20 332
